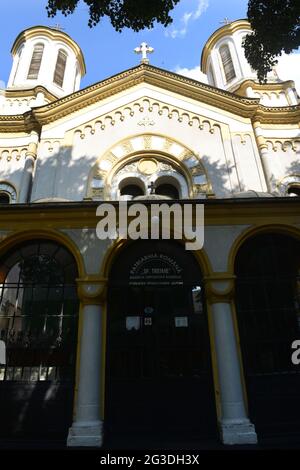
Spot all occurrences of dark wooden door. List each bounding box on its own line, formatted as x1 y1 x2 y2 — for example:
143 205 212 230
105 241 217 444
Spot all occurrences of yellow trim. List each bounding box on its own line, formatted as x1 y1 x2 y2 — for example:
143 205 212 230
2 85 58 103
11 25 86 76
0 228 85 278
105 152 194 198
235 79 296 97
228 223 300 273
100 236 213 281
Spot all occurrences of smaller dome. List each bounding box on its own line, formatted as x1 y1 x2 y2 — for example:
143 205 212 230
7 26 86 98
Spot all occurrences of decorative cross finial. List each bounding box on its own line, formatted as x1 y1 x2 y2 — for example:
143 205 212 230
219 17 232 26
148 182 156 195
51 23 65 31
134 42 154 64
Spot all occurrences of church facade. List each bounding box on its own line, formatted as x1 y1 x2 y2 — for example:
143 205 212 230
0 19 299 448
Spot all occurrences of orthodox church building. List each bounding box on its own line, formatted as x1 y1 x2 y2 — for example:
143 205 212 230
0 19 299 448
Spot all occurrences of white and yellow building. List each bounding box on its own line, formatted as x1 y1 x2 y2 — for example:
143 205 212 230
0 20 299 448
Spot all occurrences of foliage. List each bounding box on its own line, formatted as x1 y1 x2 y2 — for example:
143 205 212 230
243 0 300 82
46 0 180 31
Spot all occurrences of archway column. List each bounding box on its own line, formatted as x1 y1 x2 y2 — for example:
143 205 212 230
205 275 257 445
67 277 107 447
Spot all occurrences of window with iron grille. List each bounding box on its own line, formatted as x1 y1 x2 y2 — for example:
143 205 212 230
219 44 236 83
27 44 44 80
53 49 67 87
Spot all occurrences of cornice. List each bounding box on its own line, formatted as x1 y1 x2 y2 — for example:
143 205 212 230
235 79 296 97
255 104 300 124
0 64 299 132
201 19 251 73
11 25 86 76
1 85 58 102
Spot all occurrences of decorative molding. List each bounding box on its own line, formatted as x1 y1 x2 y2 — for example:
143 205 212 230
0 182 17 203
1 64 299 132
87 134 211 200
0 147 27 162
138 116 155 126
265 138 300 152
71 97 223 141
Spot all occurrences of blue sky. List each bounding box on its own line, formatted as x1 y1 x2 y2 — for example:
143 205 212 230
0 0 299 92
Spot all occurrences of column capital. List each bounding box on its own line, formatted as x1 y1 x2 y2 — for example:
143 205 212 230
204 273 236 303
77 277 108 305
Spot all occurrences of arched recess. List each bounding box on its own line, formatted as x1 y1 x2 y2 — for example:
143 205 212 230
0 233 81 441
104 239 218 444
0 182 17 204
277 175 300 196
86 134 212 200
233 228 300 438
0 229 85 279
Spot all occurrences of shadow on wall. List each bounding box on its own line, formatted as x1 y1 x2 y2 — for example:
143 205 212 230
202 154 241 197
31 145 98 202
29 148 241 202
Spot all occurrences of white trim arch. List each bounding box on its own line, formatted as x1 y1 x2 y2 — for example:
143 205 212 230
86 134 212 201
277 175 300 196
0 182 17 203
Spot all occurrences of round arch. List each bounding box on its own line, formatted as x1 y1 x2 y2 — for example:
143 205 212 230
86 133 212 200
100 236 213 282
0 229 85 278
228 224 300 274
0 232 82 442
104 238 218 444
233 227 300 438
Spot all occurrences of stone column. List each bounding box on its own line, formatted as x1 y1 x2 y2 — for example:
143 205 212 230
205 276 257 445
67 278 107 447
19 130 39 203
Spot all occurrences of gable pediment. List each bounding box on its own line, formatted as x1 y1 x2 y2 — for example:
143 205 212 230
1 64 299 133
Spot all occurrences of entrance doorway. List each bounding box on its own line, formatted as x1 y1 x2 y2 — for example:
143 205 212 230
105 240 217 446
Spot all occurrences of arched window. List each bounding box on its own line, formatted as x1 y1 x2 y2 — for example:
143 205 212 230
53 49 67 87
120 184 144 198
0 183 17 203
219 44 236 83
119 177 145 199
155 183 179 199
288 185 300 197
0 240 79 439
235 233 300 437
0 192 10 204
27 43 44 80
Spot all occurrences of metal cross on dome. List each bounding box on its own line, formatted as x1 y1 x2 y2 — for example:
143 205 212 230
51 23 65 31
219 17 232 26
134 42 154 64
